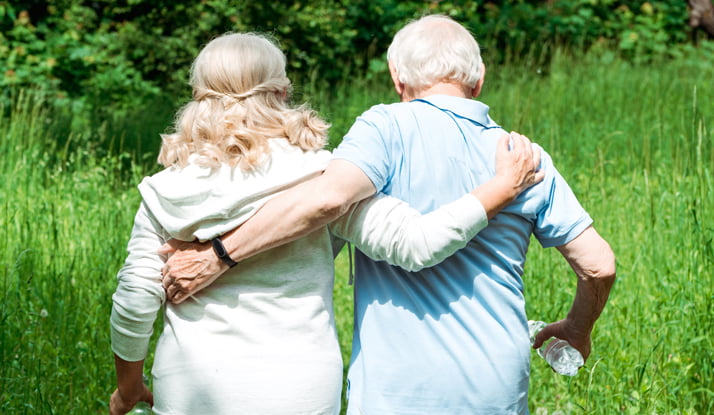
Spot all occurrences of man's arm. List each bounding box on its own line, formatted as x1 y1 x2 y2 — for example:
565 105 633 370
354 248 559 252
160 159 376 302
532 226 616 361
161 133 541 303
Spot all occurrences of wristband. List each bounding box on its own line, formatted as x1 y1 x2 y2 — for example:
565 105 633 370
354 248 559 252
211 237 238 268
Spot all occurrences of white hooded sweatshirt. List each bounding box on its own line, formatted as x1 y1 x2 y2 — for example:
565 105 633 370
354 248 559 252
110 139 487 415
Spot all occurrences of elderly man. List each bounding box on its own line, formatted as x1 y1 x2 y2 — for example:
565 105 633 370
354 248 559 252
161 15 616 414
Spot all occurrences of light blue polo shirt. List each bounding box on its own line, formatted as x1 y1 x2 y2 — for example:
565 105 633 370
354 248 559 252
333 95 592 415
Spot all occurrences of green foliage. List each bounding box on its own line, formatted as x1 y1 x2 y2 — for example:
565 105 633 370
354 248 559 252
1 2 155 108
1 0 708 120
0 91 144 413
1 49 713 414
485 48 713 414
448 0 692 65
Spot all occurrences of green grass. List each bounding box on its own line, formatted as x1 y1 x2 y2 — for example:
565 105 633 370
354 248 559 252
1 48 712 414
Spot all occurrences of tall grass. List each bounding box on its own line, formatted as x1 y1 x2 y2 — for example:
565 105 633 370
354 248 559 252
492 51 712 414
1 49 712 414
0 91 149 413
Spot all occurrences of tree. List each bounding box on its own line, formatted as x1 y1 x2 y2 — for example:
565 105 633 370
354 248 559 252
687 0 714 38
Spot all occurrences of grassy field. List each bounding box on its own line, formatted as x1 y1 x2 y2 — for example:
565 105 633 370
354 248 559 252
1 49 712 414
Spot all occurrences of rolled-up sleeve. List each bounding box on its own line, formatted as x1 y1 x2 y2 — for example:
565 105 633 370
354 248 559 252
330 193 487 272
110 202 167 362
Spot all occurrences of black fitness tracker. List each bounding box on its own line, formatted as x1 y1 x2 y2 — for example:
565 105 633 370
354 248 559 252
211 237 239 268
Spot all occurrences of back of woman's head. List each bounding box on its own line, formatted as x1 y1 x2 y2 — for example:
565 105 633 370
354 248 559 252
387 15 483 92
159 32 328 170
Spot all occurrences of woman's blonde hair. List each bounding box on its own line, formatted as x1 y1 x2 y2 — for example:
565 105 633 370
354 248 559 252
158 32 329 170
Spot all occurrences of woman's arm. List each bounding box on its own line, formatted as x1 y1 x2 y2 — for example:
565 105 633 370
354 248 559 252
111 202 166 360
329 193 483 271
110 202 166 412
110 356 153 415
330 134 543 271
162 133 542 301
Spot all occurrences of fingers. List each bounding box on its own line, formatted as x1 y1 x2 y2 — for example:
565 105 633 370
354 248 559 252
530 143 542 172
532 324 555 349
496 133 510 154
533 167 546 183
162 273 189 304
509 131 533 161
168 284 189 304
160 265 182 303
510 132 544 185
166 283 182 303
510 131 530 150
172 292 187 304
161 264 172 289
162 276 174 292
163 274 178 300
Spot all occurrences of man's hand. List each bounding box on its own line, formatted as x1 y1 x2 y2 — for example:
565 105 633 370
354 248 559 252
159 239 229 304
533 226 616 366
158 160 376 304
531 318 592 363
109 383 153 415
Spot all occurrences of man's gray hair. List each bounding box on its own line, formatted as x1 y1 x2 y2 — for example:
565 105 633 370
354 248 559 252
387 15 483 91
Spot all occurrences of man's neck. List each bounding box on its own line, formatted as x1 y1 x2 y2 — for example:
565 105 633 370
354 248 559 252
402 81 471 102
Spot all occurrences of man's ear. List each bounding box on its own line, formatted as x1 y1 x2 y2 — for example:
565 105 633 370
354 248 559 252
471 63 486 98
388 61 405 97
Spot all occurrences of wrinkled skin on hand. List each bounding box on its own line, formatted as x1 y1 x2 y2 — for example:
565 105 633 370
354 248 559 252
159 239 229 304
531 318 592 365
496 132 544 193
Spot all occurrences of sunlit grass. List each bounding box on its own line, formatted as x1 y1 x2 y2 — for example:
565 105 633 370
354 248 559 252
0 48 712 414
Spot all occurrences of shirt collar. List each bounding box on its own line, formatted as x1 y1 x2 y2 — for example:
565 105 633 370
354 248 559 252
413 94 500 129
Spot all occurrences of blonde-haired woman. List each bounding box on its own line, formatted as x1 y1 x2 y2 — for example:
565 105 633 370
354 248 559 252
109 32 541 415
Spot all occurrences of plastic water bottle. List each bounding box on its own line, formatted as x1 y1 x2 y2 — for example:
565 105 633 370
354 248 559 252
128 401 152 414
528 320 584 376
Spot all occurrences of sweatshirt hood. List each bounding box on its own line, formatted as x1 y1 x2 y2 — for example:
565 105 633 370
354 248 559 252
139 139 332 241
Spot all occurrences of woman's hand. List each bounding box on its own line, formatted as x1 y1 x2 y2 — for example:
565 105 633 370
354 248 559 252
494 132 544 195
111 356 153 415
471 132 545 219
109 382 153 415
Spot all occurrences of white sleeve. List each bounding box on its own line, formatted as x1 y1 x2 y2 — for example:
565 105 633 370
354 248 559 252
329 193 487 272
110 202 167 362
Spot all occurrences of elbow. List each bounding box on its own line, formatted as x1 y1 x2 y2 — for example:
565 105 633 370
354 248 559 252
400 260 429 273
402 253 442 272
586 242 617 284
600 242 617 281
390 244 447 273
314 191 353 222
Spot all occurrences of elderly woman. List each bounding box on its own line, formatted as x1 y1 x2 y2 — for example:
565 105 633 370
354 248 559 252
109 32 541 415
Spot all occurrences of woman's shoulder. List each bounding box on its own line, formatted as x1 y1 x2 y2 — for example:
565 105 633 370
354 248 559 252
262 138 332 170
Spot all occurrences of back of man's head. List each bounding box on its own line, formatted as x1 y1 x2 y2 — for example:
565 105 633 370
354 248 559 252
387 15 483 92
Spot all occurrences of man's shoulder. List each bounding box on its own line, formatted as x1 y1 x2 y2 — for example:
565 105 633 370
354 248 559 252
354 101 443 135
359 101 411 117
348 102 413 138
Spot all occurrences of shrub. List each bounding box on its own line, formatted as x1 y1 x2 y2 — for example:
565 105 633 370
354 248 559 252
0 0 706 115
